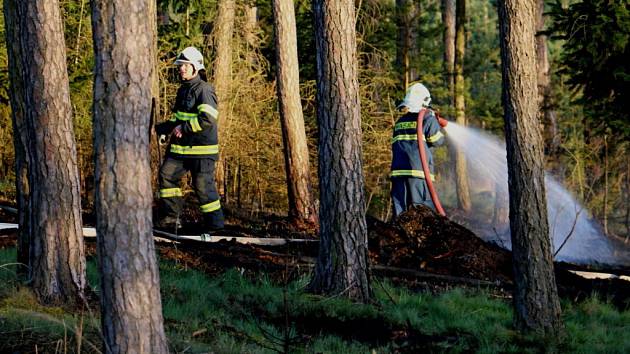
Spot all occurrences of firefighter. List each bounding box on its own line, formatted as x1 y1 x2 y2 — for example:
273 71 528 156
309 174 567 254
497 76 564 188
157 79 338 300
391 82 446 217
155 46 224 232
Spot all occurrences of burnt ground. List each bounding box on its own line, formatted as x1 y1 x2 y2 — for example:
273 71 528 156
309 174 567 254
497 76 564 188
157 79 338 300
1 204 629 351
1 204 629 307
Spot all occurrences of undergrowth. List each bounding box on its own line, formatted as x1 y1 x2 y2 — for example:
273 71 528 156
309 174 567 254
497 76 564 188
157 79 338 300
1 247 628 353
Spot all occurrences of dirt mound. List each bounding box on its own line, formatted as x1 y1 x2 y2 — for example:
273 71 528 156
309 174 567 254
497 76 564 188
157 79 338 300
369 205 513 283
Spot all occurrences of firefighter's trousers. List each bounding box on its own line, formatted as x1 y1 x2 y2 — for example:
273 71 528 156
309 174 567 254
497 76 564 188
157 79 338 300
391 177 434 217
159 156 224 230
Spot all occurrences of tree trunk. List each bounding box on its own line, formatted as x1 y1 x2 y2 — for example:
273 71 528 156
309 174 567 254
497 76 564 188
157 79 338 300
493 183 509 235
498 0 563 335
213 0 236 199
3 0 31 276
454 0 472 212
536 0 559 153
91 0 168 352
272 0 318 228
244 2 258 50
396 0 417 89
442 0 456 107
5 0 86 305
309 0 371 302
408 2 420 82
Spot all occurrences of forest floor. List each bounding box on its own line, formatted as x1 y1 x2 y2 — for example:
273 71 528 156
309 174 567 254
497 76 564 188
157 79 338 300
1 203 629 305
0 208 630 352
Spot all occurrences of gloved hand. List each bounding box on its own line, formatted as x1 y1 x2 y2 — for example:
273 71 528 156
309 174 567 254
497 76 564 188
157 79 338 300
438 116 448 128
159 135 167 145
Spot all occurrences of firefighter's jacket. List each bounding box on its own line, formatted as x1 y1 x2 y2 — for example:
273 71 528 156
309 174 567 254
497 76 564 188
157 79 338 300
156 75 219 159
391 109 444 180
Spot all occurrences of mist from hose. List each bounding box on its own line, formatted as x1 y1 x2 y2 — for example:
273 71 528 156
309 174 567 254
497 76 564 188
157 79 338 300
442 122 621 265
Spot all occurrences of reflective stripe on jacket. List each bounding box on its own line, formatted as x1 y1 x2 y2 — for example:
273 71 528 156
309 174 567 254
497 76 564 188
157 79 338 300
390 110 444 179
156 75 219 159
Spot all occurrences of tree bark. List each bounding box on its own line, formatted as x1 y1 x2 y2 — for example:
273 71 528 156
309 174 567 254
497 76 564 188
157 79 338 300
498 0 563 335
213 0 236 198
4 0 86 305
272 0 318 227
535 0 560 153
91 0 168 352
3 0 31 276
309 0 371 302
454 0 472 212
244 2 258 50
442 0 456 106
493 182 509 234
396 0 417 89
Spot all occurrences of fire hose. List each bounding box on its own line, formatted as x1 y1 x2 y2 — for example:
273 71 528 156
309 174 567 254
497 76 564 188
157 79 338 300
416 108 447 217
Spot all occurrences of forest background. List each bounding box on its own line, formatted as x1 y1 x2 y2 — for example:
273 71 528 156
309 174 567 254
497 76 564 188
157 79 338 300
0 0 627 239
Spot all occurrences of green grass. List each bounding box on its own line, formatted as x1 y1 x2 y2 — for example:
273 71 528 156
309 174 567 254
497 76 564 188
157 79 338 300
1 246 629 353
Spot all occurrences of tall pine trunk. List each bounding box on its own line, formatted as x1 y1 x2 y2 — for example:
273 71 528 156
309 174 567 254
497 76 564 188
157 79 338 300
91 0 168 352
498 0 563 335
396 0 417 88
272 0 317 227
4 0 86 305
442 0 456 107
454 0 472 212
308 0 370 302
213 0 236 199
536 0 559 153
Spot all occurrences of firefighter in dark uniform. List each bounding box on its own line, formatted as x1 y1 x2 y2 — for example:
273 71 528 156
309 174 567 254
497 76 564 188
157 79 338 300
155 46 224 232
391 83 446 217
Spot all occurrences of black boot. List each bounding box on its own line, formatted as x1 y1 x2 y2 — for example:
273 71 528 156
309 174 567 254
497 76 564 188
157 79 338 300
203 212 224 234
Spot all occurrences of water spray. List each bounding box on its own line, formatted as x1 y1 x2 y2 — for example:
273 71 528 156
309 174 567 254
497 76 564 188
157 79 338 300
443 122 624 265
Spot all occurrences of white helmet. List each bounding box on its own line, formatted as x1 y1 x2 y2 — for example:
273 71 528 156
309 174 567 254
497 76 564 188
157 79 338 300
397 82 431 113
174 46 205 71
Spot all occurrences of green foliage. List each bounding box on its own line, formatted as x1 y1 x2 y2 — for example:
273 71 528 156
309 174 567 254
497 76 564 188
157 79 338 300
0 6 15 199
548 0 630 140
157 0 217 56
1 246 630 353
466 0 503 132
0 0 626 232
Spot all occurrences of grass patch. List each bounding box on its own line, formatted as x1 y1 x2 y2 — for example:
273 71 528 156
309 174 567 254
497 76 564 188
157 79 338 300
1 246 629 353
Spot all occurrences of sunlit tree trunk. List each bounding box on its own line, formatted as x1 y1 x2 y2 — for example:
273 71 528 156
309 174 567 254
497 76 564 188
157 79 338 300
4 0 86 305
91 0 168 352
214 0 235 199
454 0 472 212
442 0 456 106
244 1 258 52
309 0 370 302
498 0 563 335
272 0 318 227
536 0 559 153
